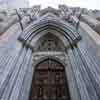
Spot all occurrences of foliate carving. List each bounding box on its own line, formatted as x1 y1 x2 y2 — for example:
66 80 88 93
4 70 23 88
32 5 41 16
59 5 73 15
59 5 68 14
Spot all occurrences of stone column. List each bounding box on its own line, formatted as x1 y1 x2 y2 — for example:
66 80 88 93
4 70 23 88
67 47 91 100
64 51 81 100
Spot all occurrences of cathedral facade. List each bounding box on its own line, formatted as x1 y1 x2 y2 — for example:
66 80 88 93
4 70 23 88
0 5 100 100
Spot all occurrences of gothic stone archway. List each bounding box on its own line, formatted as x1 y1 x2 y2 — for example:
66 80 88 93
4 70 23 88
29 58 70 100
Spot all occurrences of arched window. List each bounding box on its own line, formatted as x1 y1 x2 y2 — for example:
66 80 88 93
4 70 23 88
35 33 65 51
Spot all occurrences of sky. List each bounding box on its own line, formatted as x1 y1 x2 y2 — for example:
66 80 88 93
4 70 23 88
29 0 100 10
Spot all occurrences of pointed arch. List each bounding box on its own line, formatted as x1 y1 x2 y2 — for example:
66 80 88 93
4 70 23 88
29 57 71 100
18 19 81 49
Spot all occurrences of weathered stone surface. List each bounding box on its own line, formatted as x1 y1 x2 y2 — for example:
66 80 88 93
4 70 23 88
81 14 100 34
0 14 19 35
0 5 100 100
80 21 100 45
21 16 31 28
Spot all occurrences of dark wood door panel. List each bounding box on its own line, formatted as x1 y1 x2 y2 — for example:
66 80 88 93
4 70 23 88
29 59 70 100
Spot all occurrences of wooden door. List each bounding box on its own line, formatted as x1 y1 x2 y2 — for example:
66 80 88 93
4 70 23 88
29 59 70 100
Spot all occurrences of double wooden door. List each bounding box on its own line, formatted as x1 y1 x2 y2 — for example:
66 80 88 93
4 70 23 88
29 59 70 100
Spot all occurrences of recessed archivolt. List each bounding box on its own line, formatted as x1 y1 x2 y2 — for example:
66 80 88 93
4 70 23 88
25 20 79 42
18 19 81 50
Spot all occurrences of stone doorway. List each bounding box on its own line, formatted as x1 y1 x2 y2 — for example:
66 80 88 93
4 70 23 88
29 58 70 100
